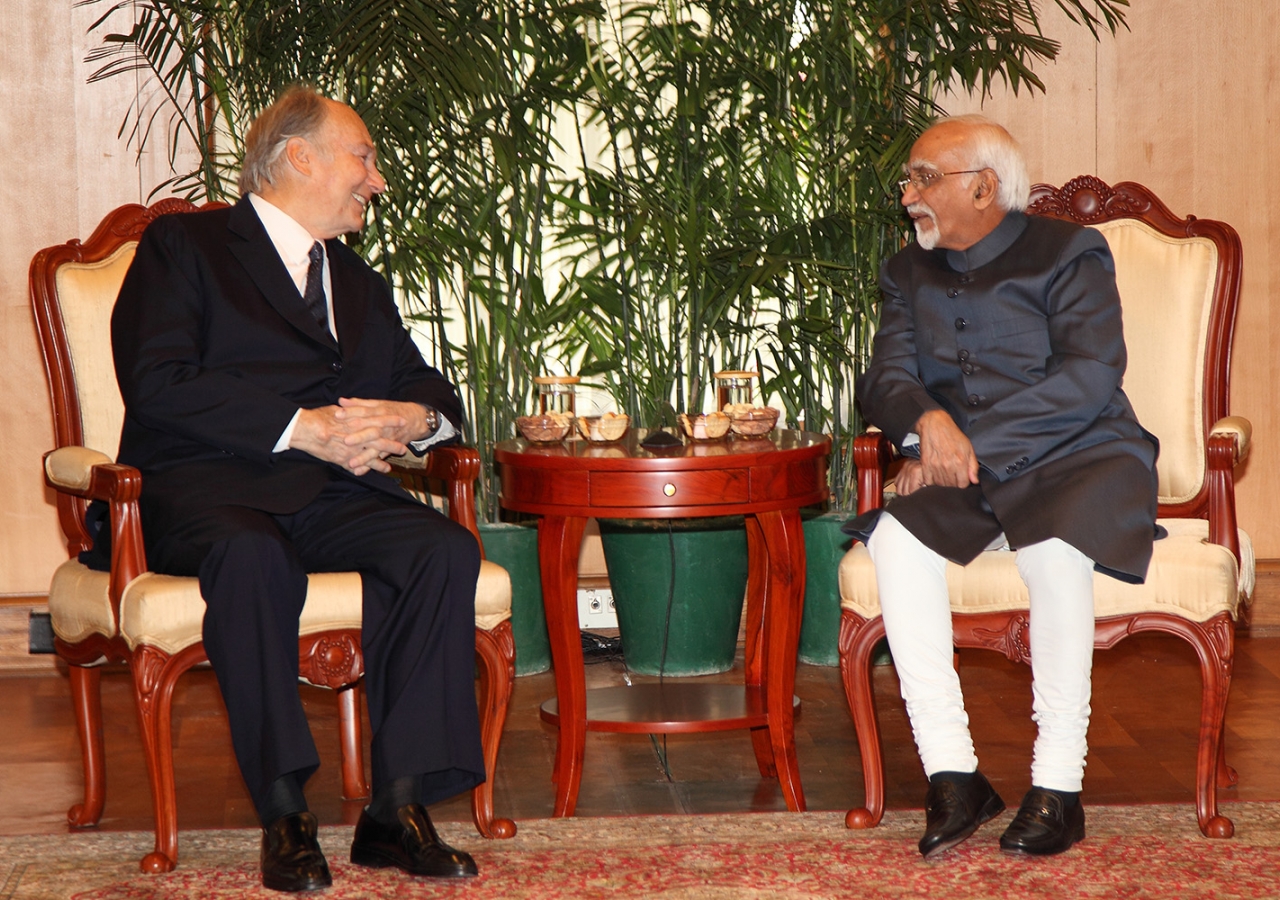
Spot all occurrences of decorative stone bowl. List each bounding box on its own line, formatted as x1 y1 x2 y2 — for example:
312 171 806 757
677 411 732 441
727 406 780 436
516 413 573 442
577 412 631 442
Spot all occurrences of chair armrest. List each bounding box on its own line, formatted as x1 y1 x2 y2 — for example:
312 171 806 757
1205 416 1252 565
1210 416 1251 465
42 447 147 612
853 430 895 515
390 446 482 548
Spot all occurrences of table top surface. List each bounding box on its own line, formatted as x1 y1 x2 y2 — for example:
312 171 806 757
494 427 830 471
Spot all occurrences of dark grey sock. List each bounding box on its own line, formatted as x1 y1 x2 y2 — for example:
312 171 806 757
259 772 308 828
1032 785 1080 808
368 774 422 825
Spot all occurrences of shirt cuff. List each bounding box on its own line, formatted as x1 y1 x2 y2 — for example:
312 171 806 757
410 415 457 452
274 409 302 453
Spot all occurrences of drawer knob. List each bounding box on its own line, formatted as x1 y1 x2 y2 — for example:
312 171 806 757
663 483 677 497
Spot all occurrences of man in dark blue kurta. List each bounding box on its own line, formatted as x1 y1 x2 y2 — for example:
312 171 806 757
845 115 1159 858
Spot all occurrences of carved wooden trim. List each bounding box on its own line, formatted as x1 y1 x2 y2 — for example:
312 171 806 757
299 630 363 689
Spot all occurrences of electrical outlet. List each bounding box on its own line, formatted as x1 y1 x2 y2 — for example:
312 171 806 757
577 588 617 629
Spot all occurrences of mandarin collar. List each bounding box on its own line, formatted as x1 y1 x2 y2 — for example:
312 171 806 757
941 211 1027 273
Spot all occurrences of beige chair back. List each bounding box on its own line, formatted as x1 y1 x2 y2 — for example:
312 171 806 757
52 243 137 457
1095 219 1217 505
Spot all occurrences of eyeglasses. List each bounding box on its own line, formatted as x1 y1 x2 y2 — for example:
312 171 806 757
897 169 985 193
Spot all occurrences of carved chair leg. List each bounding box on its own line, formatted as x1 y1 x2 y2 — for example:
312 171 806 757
839 611 888 829
472 623 517 839
67 663 106 828
1189 614 1236 838
337 683 369 800
131 646 187 873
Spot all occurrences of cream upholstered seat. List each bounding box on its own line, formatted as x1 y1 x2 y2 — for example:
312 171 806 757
837 177 1251 839
33 199 517 875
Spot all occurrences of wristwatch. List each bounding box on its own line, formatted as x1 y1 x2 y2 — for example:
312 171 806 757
420 405 440 440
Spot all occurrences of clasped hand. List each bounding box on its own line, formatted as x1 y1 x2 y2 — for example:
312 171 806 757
290 397 431 476
896 410 980 496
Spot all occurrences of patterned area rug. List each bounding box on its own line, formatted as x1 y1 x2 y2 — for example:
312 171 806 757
4 804 1280 899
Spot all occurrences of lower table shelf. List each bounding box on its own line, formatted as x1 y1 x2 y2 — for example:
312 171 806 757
540 683 801 735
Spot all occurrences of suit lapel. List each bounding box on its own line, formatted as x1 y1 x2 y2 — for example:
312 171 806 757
326 241 368 358
227 197 339 351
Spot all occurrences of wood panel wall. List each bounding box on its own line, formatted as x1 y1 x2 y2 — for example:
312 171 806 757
1 0 1276 599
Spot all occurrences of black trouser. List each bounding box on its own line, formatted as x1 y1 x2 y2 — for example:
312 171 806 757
149 479 485 818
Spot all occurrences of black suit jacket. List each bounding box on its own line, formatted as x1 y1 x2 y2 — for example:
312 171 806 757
110 196 461 538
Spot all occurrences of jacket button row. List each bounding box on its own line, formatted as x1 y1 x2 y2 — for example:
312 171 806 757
966 393 980 406
955 318 967 330
961 363 974 375
947 287 962 299
330 361 343 374
1005 455 1031 475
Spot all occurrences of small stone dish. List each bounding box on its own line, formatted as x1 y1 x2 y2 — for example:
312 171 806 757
577 412 630 442
727 406 780 436
677 411 732 441
516 413 573 442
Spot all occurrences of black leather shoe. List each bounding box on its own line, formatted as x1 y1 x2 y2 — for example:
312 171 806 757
261 811 332 893
918 771 1006 859
999 788 1086 856
350 803 478 878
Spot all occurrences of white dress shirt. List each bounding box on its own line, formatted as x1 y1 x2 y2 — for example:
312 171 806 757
248 193 455 454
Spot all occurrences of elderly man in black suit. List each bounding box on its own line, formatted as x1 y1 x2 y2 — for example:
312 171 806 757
845 115 1159 859
109 87 484 891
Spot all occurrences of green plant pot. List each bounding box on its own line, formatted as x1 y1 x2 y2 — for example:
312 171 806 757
477 522 551 676
597 517 748 676
799 510 856 666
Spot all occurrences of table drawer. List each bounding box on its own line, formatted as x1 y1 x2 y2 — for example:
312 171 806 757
591 469 749 508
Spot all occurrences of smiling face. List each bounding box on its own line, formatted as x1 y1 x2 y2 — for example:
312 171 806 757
900 120 1002 252
303 101 387 239
267 99 387 240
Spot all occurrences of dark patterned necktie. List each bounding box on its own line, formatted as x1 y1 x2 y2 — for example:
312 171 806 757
303 241 328 332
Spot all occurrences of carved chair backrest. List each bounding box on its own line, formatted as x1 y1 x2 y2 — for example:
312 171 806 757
1027 178 1242 517
31 200 212 547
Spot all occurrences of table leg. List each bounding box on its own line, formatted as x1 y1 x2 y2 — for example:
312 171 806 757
756 507 807 811
538 514 588 817
743 514 777 778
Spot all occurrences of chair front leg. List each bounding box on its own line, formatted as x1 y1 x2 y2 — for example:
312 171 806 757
472 622 517 839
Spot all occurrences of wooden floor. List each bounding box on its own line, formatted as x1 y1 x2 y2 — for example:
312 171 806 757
3 631 1280 837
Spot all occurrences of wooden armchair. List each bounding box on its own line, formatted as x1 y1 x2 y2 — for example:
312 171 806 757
31 199 517 874
837 177 1252 838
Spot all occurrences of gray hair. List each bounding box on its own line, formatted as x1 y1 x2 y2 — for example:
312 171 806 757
944 114 1030 212
237 87 330 195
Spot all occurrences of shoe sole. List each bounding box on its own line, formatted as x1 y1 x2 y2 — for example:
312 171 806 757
351 846 477 878
921 795 1007 860
999 824 1086 857
261 873 332 893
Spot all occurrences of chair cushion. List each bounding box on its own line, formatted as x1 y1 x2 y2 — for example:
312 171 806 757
839 518 1253 623
475 559 513 632
48 559 115 645
51 560 513 656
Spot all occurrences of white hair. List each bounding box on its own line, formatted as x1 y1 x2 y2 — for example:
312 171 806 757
943 114 1030 212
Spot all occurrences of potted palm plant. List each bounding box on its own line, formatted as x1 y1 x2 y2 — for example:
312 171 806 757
85 0 1129 673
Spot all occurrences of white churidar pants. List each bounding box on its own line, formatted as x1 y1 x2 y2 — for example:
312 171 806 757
866 512 1096 792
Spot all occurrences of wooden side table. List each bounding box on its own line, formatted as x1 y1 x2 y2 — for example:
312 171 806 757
495 428 830 816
